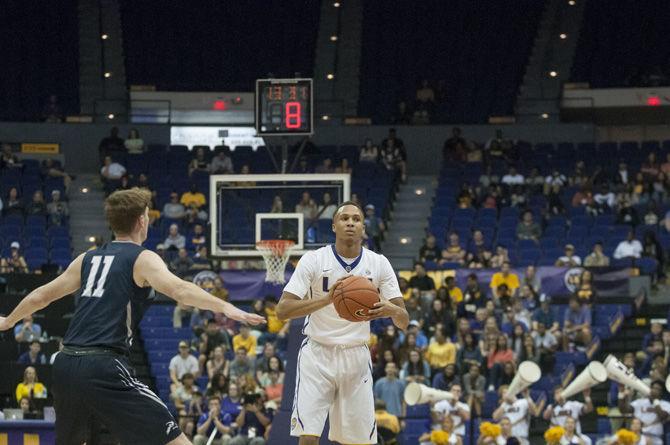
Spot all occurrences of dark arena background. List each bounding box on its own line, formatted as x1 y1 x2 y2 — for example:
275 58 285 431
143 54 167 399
1 0 670 444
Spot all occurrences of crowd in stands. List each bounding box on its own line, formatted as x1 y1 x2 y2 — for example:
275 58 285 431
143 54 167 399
97 126 407 277
0 143 73 273
364 128 670 444
5 127 670 444
149 291 288 444
423 128 670 287
362 253 670 444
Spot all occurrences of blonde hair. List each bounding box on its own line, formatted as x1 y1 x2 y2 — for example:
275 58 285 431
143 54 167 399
105 187 152 235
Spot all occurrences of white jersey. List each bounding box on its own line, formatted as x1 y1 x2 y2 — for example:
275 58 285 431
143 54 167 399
500 398 529 439
550 401 584 434
284 245 401 345
560 433 592 445
434 400 470 436
630 398 670 444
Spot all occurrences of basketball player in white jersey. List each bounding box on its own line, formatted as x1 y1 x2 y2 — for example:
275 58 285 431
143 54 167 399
276 201 409 445
619 381 670 445
492 386 541 445
543 387 593 434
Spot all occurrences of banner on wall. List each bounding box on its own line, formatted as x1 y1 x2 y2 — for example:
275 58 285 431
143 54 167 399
452 266 632 298
216 266 633 302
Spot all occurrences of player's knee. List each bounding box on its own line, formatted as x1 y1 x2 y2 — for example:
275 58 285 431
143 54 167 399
298 435 320 445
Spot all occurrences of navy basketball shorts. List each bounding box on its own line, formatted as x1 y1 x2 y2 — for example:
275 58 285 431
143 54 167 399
52 351 181 445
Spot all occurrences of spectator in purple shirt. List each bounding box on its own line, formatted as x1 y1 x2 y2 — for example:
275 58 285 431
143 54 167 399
562 296 592 351
194 397 232 445
220 383 243 421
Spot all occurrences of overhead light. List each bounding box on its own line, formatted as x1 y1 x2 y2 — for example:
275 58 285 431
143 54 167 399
107 113 115 119
81 187 89 193
559 33 567 39
87 236 96 243
415 188 425 196
104 72 111 78
101 34 108 40
541 113 549 119
322 115 330 121
568 0 575 5
326 73 334 80
399 237 410 244
333 2 340 7
330 35 338 42
549 71 558 77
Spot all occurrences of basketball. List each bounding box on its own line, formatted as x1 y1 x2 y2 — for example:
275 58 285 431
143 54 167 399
332 275 380 322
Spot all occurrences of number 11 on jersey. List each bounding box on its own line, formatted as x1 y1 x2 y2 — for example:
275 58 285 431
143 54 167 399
82 255 115 297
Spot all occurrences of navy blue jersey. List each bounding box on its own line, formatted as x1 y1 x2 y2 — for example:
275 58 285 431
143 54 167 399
63 241 152 352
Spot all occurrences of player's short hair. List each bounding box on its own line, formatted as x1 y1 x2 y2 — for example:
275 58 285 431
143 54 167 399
105 187 152 235
333 200 364 220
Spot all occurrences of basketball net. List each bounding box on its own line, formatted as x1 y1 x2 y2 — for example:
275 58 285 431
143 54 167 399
255 240 296 284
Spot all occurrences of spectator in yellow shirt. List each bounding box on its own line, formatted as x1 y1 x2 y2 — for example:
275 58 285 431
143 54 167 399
399 277 413 300
264 297 285 334
374 399 400 444
232 324 257 357
443 276 463 304
211 277 229 301
15 366 47 403
424 326 457 373
180 184 206 209
261 296 289 348
489 261 520 298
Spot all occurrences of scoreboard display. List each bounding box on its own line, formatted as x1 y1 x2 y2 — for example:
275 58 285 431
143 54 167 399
255 78 313 136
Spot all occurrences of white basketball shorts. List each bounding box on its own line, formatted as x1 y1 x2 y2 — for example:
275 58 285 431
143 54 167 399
290 338 377 444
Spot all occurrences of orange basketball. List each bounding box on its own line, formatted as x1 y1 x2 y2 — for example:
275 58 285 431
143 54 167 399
332 275 380 322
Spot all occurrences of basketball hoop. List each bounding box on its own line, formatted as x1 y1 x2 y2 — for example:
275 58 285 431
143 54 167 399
255 240 296 284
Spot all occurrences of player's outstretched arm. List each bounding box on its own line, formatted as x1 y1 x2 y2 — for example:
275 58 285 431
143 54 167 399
135 250 265 325
0 253 85 331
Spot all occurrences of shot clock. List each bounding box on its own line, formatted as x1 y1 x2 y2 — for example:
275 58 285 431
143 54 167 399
255 78 313 136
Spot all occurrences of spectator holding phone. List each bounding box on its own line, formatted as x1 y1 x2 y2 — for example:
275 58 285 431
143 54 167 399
229 393 272 445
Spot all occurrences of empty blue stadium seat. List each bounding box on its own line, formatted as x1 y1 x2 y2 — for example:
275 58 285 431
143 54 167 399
405 404 430 418
637 257 659 275
27 237 47 249
24 226 46 238
540 237 559 250
403 419 430 435
47 226 69 238
25 215 46 227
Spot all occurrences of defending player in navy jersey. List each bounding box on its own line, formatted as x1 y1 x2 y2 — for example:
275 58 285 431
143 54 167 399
0 188 265 445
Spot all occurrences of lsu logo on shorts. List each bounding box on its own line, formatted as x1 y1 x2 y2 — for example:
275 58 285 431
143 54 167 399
291 417 298 430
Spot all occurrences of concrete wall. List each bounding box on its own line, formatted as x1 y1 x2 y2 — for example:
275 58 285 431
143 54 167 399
0 122 595 174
